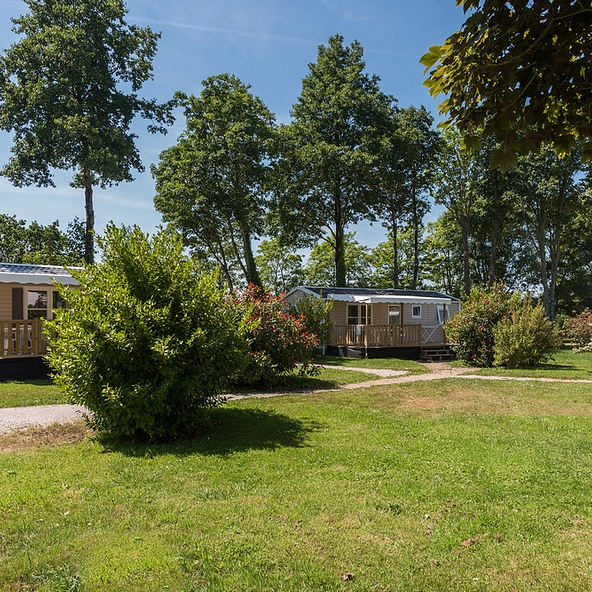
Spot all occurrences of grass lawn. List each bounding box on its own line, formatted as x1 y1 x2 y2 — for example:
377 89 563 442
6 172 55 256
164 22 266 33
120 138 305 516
0 367 380 409
3 377 592 590
465 347 592 380
315 355 427 374
0 379 67 409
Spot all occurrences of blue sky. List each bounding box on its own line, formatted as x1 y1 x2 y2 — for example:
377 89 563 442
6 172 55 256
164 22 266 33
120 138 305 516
0 0 466 249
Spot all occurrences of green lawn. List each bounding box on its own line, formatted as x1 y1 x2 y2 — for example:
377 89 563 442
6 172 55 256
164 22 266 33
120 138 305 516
0 379 67 408
465 347 592 379
0 367 379 409
2 377 592 591
315 354 427 374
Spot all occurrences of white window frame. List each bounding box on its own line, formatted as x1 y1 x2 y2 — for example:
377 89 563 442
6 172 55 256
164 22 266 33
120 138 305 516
437 305 450 324
411 305 422 319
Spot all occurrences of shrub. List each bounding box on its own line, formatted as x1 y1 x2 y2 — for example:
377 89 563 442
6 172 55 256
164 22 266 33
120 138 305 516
493 297 562 368
444 283 514 367
45 225 249 441
288 293 334 351
563 308 592 352
231 286 319 386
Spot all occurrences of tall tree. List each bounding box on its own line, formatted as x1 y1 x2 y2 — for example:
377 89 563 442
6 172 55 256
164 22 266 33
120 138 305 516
303 233 373 288
0 0 173 262
277 34 390 287
511 145 585 320
432 129 480 296
153 74 275 288
421 0 592 170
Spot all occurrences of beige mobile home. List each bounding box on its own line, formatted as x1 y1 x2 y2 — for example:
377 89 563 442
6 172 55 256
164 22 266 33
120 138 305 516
286 286 460 360
0 263 80 359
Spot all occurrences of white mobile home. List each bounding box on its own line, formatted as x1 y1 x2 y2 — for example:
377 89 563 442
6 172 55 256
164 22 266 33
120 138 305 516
286 286 460 359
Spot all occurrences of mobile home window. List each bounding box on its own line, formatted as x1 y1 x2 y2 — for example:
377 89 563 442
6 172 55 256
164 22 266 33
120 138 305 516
27 290 48 319
388 305 400 325
52 291 68 311
437 305 449 324
412 305 421 318
347 305 359 325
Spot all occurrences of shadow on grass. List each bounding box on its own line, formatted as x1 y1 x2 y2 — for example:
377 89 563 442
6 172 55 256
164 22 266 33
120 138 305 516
100 407 317 458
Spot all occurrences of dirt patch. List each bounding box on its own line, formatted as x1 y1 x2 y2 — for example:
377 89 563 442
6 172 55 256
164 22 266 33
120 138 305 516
0 420 91 453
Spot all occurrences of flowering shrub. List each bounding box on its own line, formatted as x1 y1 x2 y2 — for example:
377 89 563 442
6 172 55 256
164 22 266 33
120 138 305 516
444 283 515 367
563 308 592 353
231 286 319 386
493 297 561 368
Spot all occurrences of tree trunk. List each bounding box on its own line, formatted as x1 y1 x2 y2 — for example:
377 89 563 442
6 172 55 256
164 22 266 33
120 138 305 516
461 223 471 297
488 175 499 287
411 179 420 289
391 203 399 289
334 186 346 287
84 169 94 264
238 220 261 287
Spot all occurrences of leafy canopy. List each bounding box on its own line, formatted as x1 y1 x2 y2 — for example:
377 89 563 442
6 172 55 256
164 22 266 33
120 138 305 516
153 74 275 288
421 0 592 171
278 34 391 286
0 0 173 261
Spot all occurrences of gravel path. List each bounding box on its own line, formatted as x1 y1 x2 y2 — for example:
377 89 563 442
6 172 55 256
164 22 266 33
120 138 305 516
0 404 88 435
1 363 591 434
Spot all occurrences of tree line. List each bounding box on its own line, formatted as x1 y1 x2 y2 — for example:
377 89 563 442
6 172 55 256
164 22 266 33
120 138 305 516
1 1 590 321
152 36 591 321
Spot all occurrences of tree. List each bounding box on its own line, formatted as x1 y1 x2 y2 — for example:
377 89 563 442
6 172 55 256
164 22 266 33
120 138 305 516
0 214 84 265
277 34 391 286
304 233 374 288
511 145 585 320
421 0 592 171
153 74 275 288
374 105 439 289
255 238 305 295
0 0 173 262
432 129 480 296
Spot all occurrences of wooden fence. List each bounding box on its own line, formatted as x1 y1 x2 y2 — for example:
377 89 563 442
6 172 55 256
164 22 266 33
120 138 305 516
330 324 421 348
0 319 46 357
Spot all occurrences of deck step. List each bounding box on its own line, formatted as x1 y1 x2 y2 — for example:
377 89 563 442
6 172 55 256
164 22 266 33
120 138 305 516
420 345 455 362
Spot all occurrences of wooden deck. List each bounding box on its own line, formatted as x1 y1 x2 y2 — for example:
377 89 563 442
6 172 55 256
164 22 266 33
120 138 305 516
330 324 422 348
0 319 47 358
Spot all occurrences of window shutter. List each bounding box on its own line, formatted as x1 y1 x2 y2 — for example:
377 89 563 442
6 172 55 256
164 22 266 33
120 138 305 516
12 287 23 319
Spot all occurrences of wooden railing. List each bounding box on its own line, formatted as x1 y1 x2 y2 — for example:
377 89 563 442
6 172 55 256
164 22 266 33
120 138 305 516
0 318 47 357
330 324 421 348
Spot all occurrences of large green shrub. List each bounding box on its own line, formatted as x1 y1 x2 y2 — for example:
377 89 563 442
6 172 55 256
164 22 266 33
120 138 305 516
444 283 515 367
288 293 334 352
231 286 319 386
493 297 562 368
45 225 249 441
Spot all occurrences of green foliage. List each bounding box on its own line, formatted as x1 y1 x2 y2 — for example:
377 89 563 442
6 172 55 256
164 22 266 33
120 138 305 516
0 0 173 261
277 34 391 286
288 293 334 350
422 0 592 169
0 214 84 265
153 74 275 288
444 283 514 366
493 297 562 368
303 232 374 288
230 286 319 386
45 225 249 441
255 237 304 295
563 309 592 353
